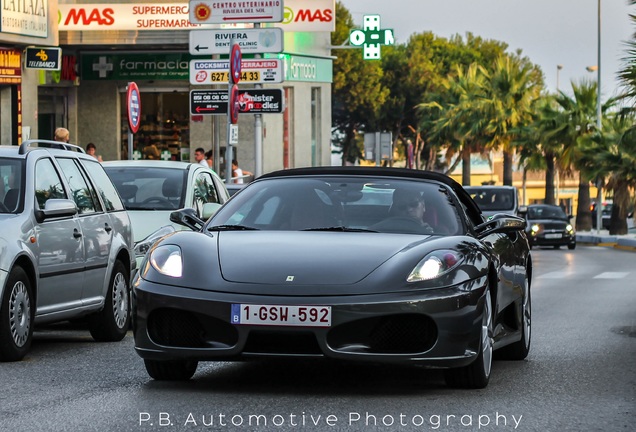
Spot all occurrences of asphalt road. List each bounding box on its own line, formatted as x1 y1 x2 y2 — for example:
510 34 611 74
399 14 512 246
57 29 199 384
1 246 634 431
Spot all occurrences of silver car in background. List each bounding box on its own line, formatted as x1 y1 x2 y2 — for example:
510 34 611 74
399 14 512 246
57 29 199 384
0 140 135 362
103 161 230 269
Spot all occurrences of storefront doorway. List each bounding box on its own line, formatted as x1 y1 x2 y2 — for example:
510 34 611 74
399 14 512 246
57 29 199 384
120 90 189 161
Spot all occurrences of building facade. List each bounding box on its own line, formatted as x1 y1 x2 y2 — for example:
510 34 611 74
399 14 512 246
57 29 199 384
0 0 60 145
11 0 334 178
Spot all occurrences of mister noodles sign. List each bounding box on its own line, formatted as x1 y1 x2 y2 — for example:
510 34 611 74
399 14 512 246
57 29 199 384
58 1 334 32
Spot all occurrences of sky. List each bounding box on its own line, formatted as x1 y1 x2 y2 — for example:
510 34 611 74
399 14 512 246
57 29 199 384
341 0 635 100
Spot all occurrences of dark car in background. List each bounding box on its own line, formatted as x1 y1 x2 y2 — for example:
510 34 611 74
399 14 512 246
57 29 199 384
590 201 612 230
520 204 576 250
132 167 532 389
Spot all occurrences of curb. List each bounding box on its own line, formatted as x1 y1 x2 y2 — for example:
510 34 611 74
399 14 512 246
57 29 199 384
576 234 636 252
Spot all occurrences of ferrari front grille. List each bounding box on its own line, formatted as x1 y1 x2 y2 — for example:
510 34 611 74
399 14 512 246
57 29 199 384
147 308 238 349
327 314 437 354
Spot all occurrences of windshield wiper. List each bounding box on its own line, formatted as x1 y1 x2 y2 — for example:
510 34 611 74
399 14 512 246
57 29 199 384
207 224 259 231
301 226 378 233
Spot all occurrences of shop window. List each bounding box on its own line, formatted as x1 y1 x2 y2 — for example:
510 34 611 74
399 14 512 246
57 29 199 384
121 91 189 161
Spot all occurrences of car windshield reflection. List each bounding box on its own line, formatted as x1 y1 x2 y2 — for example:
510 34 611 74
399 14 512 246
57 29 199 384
208 177 462 236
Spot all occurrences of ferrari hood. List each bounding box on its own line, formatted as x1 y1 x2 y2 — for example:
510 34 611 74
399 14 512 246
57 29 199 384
217 231 427 285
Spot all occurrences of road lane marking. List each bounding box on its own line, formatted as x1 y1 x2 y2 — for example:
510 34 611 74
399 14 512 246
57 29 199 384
593 272 629 279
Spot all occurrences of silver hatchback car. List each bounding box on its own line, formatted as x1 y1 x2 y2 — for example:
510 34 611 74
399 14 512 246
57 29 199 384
0 140 135 361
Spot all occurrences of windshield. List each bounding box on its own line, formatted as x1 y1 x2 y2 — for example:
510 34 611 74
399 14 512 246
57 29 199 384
104 166 186 211
0 158 24 214
466 187 516 211
527 205 568 220
208 176 462 236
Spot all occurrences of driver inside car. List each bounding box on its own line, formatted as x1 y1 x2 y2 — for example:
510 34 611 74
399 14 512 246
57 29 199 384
371 188 434 234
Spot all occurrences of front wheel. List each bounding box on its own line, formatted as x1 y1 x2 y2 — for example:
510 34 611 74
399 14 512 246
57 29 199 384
497 275 531 360
144 359 198 380
0 267 34 362
567 243 576 250
88 260 130 342
445 287 493 389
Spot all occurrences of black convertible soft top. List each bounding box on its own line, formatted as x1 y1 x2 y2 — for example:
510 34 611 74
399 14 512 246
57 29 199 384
258 166 482 222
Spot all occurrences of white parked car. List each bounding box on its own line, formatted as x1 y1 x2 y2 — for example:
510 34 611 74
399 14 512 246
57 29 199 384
103 160 230 269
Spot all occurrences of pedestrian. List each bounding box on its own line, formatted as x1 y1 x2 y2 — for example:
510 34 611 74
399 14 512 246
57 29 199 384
51 127 70 149
194 147 209 168
204 150 214 169
85 142 103 162
54 127 70 143
232 159 253 184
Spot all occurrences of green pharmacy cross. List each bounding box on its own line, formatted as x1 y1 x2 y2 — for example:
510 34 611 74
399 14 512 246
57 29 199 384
349 15 395 60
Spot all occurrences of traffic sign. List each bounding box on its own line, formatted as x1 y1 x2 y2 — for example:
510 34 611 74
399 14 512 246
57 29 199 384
190 59 284 85
230 44 242 84
189 0 284 24
126 82 141 133
189 28 284 55
229 84 239 124
190 89 285 115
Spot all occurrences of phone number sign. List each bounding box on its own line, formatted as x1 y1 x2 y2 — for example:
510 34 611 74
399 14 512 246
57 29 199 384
189 59 283 85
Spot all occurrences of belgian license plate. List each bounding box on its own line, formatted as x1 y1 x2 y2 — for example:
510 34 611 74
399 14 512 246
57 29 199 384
231 304 331 327
545 233 562 239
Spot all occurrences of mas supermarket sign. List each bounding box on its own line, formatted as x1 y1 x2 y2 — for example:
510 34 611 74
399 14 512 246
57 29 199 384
276 0 334 32
58 3 220 30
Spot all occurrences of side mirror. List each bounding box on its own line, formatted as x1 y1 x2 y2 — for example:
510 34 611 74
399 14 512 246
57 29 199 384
35 198 78 222
475 214 526 238
517 205 528 215
170 207 204 231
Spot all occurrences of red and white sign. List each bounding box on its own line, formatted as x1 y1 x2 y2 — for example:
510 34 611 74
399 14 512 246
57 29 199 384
190 59 283 85
189 0 284 24
127 82 141 133
58 3 220 30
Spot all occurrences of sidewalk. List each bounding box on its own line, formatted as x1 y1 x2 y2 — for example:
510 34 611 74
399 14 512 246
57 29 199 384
576 230 636 251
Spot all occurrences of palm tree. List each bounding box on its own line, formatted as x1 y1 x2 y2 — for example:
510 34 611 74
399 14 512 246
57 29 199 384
480 54 543 186
420 63 489 185
541 80 614 231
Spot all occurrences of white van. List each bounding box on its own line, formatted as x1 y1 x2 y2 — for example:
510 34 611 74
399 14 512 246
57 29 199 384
464 185 520 219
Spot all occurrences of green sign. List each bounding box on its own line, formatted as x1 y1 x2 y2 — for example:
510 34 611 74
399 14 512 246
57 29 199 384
81 52 194 81
349 15 394 60
276 54 332 83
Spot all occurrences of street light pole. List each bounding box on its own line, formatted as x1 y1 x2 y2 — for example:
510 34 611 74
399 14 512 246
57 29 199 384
556 64 563 93
595 0 603 234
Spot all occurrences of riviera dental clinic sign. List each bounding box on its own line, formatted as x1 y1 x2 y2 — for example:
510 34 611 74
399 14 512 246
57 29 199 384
58 1 334 32
1 0 48 37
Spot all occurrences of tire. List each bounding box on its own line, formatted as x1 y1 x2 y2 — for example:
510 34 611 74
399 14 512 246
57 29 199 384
0 267 34 362
88 260 130 342
444 287 493 389
567 243 576 250
144 359 198 381
498 275 531 360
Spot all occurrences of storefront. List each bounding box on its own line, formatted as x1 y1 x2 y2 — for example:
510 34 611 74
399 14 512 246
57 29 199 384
54 0 335 176
0 0 59 145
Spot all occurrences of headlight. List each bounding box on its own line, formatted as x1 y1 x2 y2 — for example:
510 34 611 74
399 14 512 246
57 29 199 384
134 225 176 257
149 245 183 278
566 224 574 233
530 224 540 234
407 250 463 282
